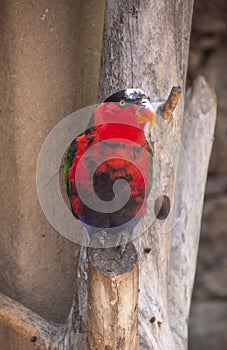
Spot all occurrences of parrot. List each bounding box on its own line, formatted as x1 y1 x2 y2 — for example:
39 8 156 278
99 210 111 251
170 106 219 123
64 88 156 248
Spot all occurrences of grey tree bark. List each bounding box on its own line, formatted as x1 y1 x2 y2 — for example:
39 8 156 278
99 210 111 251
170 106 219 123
0 1 217 350
99 0 194 349
169 76 217 349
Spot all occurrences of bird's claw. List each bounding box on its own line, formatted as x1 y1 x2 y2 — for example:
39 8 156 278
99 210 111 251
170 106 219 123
114 228 130 258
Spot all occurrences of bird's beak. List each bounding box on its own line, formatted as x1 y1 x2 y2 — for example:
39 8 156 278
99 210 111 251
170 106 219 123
136 102 156 129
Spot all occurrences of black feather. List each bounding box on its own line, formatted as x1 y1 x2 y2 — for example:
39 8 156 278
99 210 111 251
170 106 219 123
104 88 150 104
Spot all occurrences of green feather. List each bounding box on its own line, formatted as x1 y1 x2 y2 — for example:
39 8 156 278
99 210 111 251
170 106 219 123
64 139 77 194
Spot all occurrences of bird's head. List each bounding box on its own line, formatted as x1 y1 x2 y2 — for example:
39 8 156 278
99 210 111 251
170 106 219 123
104 88 156 129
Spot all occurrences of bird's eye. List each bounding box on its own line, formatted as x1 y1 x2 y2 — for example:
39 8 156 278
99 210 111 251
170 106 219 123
119 99 126 106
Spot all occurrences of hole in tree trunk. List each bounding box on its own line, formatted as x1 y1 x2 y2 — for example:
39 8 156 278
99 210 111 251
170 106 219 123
154 195 170 220
30 336 37 343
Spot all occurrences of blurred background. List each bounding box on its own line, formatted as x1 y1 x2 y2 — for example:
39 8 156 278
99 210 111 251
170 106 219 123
187 0 227 349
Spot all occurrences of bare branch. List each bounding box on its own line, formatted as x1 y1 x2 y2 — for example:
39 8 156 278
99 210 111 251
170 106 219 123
157 86 182 124
0 292 62 350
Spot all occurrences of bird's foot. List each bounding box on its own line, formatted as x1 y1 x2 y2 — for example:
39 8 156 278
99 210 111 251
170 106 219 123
114 228 131 258
119 244 127 258
90 229 108 248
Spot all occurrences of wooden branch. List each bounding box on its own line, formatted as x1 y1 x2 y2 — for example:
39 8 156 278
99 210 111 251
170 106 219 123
99 1 194 349
157 87 182 125
168 76 217 349
0 292 61 350
87 243 139 350
0 247 88 350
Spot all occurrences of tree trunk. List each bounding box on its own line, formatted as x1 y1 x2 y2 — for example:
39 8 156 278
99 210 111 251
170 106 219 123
0 1 217 350
168 76 217 349
99 0 194 348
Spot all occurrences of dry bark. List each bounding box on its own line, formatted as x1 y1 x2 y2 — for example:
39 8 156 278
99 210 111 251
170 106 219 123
0 292 61 350
168 76 217 349
99 1 194 349
87 244 139 350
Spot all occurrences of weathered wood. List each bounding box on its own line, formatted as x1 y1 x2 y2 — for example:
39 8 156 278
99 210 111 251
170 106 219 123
87 243 139 350
0 247 88 350
99 1 194 349
0 292 61 350
169 76 217 349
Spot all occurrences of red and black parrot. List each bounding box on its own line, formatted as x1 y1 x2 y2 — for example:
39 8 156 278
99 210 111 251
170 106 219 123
64 88 156 245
